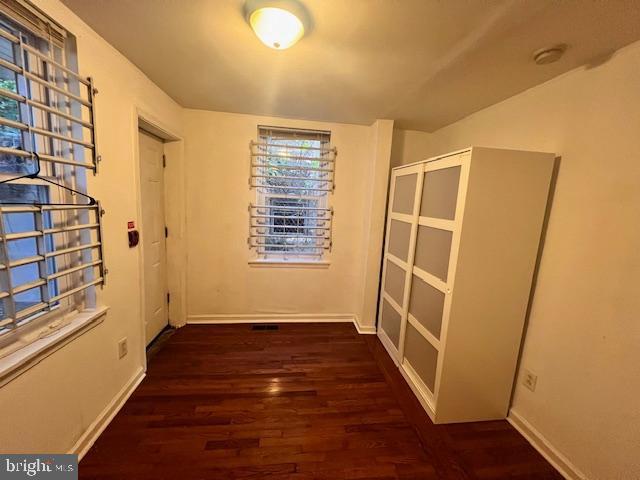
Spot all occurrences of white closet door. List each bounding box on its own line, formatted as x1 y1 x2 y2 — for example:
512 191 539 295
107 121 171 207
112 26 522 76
378 164 423 362
402 152 470 409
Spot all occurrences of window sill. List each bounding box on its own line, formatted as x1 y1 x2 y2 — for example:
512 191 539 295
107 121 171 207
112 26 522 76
0 306 109 388
249 260 331 269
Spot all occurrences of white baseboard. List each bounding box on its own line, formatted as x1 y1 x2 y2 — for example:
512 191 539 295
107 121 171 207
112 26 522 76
187 313 354 324
70 368 145 461
187 313 376 334
507 410 587 480
352 318 377 335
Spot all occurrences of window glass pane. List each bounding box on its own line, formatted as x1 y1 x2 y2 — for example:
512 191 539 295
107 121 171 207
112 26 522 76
252 126 332 258
3 211 35 233
10 263 39 287
0 298 9 320
258 135 328 197
0 184 54 315
0 34 14 61
6 237 37 261
0 298 8 320
0 11 101 333
265 196 322 253
0 33 30 175
14 286 42 314
0 184 48 204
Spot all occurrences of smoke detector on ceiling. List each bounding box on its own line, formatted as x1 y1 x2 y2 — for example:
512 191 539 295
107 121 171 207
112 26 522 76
533 45 567 65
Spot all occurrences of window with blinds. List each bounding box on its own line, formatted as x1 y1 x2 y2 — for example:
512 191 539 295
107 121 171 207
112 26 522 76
0 1 105 348
248 126 335 260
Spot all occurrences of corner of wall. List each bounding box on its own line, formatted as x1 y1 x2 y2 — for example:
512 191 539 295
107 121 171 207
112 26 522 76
357 119 394 330
390 128 435 168
507 409 587 480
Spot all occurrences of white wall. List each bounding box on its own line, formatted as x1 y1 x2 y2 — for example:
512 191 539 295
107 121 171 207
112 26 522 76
358 120 394 332
390 128 433 168
395 41 640 480
0 0 184 453
183 110 391 329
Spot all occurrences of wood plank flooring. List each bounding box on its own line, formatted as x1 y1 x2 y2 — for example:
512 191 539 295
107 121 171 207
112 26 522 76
80 323 561 479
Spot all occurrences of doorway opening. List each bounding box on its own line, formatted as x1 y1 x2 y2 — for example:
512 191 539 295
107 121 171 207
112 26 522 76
138 128 169 347
136 114 183 367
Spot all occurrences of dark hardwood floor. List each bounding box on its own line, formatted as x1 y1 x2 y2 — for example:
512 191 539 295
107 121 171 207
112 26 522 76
80 323 561 479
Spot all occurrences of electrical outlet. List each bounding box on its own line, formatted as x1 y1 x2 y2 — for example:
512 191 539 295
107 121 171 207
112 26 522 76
523 369 538 392
118 338 128 359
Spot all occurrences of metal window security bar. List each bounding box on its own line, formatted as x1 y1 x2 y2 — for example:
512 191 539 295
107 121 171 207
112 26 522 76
0 203 105 329
249 126 336 258
0 12 100 173
0 3 106 335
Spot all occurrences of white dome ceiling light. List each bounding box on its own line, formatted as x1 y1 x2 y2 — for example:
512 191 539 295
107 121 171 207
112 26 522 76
244 0 310 50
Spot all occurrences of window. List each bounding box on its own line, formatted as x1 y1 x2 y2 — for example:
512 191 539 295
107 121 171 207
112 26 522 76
249 126 335 261
0 1 105 355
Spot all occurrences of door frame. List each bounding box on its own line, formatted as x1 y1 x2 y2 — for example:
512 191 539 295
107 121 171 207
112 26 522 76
133 108 183 371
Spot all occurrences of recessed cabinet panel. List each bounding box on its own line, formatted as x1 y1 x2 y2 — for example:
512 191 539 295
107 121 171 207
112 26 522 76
392 173 418 215
404 323 438 394
384 260 406 306
420 166 461 220
381 299 402 348
414 226 453 282
388 220 411 262
409 275 445 339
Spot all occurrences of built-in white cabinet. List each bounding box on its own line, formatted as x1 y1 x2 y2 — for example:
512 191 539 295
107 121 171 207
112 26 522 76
378 147 554 424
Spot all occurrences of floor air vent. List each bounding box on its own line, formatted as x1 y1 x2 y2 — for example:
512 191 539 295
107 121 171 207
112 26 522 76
251 324 279 331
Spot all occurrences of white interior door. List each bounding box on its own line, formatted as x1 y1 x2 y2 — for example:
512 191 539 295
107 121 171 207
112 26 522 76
139 129 168 345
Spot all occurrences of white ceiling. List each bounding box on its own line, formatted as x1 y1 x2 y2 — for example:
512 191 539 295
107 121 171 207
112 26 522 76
61 0 640 131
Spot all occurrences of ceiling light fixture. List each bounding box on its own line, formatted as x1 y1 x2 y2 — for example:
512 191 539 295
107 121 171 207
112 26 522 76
244 0 310 50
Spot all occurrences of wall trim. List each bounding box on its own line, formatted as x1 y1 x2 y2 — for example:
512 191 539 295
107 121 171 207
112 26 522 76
187 313 377 334
0 307 108 388
70 368 145 461
187 313 353 324
352 317 376 335
507 410 587 480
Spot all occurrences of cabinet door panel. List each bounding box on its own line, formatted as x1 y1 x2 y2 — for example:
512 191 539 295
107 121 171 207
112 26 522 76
404 323 438 393
414 226 452 282
392 173 418 214
420 166 461 220
388 220 412 262
384 260 406 306
409 274 445 339
380 299 402 348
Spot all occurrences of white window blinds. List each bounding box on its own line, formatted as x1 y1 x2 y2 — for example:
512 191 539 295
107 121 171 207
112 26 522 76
248 126 336 259
0 2 105 339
